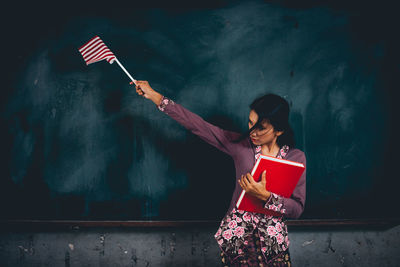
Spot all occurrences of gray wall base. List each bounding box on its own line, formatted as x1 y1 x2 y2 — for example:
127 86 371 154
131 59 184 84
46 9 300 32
1 225 399 266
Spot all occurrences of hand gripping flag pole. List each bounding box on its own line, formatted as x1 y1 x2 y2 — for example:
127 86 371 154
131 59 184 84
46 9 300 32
78 35 137 85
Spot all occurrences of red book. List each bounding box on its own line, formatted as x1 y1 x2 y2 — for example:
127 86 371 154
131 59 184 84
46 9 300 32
236 155 305 216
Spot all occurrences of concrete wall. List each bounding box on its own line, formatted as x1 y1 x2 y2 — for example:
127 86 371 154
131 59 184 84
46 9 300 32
1 224 399 266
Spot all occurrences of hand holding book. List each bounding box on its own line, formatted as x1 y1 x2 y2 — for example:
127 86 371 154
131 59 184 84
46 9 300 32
238 171 271 202
236 154 305 215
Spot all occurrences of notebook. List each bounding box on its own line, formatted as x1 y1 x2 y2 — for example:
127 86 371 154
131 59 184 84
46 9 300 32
236 154 305 216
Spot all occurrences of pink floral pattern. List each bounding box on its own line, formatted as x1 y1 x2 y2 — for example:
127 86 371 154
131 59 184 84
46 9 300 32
243 212 252 222
267 225 278 236
222 229 234 240
234 226 245 238
157 96 174 112
275 222 282 232
215 145 292 263
228 220 238 229
265 192 286 214
277 233 284 244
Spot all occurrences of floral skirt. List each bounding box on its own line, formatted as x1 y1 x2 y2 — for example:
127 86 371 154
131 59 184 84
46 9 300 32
219 230 291 267
215 208 291 266
220 250 291 267
220 246 291 267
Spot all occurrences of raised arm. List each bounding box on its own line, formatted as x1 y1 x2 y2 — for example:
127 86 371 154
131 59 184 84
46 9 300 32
133 80 240 156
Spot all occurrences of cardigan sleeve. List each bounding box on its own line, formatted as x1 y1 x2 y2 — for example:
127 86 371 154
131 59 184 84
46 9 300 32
264 150 307 219
157 97 240 156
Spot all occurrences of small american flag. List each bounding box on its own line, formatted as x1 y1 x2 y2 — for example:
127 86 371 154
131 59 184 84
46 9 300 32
78 36 116 65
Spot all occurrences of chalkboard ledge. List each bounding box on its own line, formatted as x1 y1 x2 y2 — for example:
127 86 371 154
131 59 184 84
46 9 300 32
1 219 399 231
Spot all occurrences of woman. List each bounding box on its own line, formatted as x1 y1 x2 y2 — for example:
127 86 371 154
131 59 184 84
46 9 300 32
133 80 306 266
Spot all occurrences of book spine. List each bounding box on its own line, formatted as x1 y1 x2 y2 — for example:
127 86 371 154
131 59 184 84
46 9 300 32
236 190 246 208
251 157 262 176
236 157 261 208
258 155 304 167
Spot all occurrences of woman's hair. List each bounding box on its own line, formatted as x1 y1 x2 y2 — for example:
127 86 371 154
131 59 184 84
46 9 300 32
237 93 295 148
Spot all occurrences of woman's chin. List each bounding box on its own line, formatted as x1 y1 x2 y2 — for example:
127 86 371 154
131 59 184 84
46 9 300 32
251 138 259 145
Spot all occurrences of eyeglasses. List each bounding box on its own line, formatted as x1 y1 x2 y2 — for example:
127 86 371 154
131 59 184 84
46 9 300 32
251 126 274 137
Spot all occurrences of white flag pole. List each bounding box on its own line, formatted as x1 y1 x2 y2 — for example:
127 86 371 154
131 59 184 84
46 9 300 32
113 58 137 85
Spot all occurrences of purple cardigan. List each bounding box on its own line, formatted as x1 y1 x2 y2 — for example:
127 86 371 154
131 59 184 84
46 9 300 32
159 98 306 219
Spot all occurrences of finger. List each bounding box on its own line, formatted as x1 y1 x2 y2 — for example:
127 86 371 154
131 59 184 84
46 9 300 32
245 173 253 184
243 175 250 187
240 175 246 188
261 170 267 184
238 178 243 189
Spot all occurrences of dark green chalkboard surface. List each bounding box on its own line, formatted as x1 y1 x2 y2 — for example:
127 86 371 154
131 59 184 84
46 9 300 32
1 1 398 220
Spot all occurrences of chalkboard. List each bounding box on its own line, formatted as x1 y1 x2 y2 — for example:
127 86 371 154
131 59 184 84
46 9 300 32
1 1 399 220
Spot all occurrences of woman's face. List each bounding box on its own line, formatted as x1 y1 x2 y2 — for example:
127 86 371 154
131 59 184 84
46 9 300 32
248 110 282 146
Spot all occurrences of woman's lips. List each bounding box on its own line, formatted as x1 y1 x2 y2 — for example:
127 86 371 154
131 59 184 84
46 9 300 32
251 137 257 142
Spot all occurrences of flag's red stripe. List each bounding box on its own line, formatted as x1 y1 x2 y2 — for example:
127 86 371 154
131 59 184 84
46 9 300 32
88 53 115 64
86 51 112 64
87 59 104 65
83 45 109 61
86 51 114 64
88 57 110 65
85 48 113 63
79 36 116 65
83 43 114 61
79 35 99 51
78 36 100 52
106 57 116 63
81 40 105 58
88 55 115 65
88 51 115 63
80 39 103 56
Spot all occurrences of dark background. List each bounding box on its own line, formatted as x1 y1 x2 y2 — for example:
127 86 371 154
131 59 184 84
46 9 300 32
1 0 399 220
